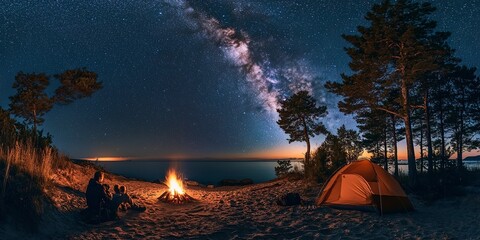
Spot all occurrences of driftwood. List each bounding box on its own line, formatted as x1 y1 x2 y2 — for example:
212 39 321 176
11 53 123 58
158 191 195 204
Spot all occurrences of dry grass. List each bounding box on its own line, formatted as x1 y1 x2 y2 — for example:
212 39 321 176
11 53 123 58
0 140 71 231
0 141 58 185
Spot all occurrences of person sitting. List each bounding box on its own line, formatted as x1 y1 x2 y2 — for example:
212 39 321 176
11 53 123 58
112 185 127 211
113 184 120 195
85 171 112 222
110 185 146 219
103 183 113 199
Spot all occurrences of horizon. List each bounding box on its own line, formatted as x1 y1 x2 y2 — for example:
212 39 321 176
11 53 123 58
79 149 480 162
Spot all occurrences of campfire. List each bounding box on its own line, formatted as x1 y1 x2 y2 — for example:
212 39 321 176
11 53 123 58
158 169 194 204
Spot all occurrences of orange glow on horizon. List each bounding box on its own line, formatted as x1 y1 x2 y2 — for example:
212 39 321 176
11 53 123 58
81 147 480 161
82 157 131 161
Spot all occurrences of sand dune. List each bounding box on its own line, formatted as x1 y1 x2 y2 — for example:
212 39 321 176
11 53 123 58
2 163 480 239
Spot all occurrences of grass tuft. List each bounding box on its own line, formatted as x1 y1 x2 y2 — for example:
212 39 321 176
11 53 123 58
0 141 71 231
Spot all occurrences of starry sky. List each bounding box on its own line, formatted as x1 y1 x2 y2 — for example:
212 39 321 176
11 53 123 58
1 0 479 159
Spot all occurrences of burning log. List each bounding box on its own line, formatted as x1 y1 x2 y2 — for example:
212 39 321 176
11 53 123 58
158 190 194 204
158 168 195 204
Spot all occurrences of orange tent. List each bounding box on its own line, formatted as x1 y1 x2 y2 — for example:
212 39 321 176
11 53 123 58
316 160 414 214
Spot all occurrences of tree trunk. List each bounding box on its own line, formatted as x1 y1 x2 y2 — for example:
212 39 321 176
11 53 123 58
302 117 311 177
457 132 463 168
33 106 37 132
391 115 399 176
439 98 446 171
32 105 37 143
457 94 465 168
424 94 433 174
384 117 388 171
420 121 424 174
401 79 417 187
305 137 311 165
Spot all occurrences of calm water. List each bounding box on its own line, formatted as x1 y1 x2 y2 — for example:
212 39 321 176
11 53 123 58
95 159 479 185
395 161 480 174
96 160 300 185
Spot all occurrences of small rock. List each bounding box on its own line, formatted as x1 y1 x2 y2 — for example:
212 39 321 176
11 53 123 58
239 178 254 185
276 192 302 206
219 179 239 186
185 180 199 186
219 178 254 186
207 184 214 188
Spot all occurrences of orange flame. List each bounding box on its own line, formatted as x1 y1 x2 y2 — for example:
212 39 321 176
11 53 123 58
165 169 185 195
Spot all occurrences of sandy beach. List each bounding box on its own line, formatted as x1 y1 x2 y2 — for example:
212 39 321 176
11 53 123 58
1 163 479 240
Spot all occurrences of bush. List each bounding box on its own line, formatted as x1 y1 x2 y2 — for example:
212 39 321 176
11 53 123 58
0 161 45 231
275 160 292 177
398 167 480 202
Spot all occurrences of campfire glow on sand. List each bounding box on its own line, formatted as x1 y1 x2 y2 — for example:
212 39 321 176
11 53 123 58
158 169 194 204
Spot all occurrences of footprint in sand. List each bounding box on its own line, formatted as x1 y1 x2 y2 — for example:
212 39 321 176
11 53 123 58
187 206 205 214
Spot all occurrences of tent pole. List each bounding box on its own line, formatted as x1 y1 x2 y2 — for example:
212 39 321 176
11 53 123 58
370 162 383 216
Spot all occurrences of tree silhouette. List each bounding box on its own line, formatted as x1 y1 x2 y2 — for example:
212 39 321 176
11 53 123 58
337 125 363 164
9 72 53 133
313 133 346 181
311 125 362 181
447 66 480 167
8 68 102 133
326 0 452 186
54 68 102 104
356 109 388 168
276 91 328 179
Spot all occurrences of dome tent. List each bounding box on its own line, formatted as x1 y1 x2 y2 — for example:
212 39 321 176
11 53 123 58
316 160 414 214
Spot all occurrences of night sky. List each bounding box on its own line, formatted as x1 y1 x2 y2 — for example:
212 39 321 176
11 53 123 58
1 1 479 159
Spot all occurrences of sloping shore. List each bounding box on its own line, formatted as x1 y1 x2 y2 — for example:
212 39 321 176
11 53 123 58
1 163 480 239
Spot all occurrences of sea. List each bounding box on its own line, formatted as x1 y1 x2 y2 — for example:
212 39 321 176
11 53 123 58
95 159 302 186
395 160 480 174
94 159 480 185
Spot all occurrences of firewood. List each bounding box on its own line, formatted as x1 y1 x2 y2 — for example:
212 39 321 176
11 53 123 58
158 190 195 204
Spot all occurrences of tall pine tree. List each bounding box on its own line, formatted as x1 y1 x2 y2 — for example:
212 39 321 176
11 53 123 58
326 0 452 186
277 91 328 179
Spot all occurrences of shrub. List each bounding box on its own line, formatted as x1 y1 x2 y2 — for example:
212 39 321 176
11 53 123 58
0 161 45 231
397 167 480 202
275 160 293 177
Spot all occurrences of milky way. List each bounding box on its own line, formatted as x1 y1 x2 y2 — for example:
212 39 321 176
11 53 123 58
165 0 319 115
0 0 478 158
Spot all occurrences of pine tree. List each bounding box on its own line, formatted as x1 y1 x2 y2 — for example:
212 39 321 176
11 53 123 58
54 68 102 104
337 125 363 164
326 0 451 186
447 66 480 167
8 68 102 133
9 72 53 133
356 109 388 168
277 91 328 179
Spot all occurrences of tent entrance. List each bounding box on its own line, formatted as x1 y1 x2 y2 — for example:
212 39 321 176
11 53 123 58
333 174 373 206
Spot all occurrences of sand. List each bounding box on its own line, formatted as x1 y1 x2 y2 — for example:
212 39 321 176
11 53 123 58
1 163 480 240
